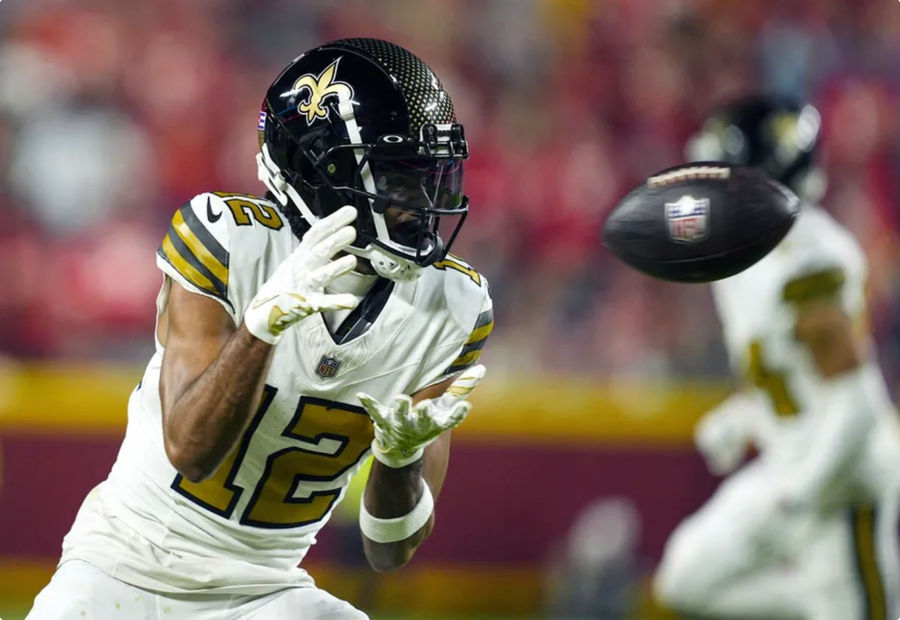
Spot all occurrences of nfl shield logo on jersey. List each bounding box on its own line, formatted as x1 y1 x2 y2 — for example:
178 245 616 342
665 195 710 244
315 355 341 378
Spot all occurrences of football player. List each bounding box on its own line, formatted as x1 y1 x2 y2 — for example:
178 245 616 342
27 38 493 620
653 95 900 619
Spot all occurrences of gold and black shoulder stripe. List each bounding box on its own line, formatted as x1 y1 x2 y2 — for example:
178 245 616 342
850 504 887 620
434 254 481 286
445 307 493 374
782 267 845 305
158 201 230 304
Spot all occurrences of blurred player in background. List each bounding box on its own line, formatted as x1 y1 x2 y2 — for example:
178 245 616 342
27 38 492 620
654 95 900 619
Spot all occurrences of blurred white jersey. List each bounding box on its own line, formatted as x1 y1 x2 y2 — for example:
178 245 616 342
657 204 900 619
711 204 871 457
59 192 493 595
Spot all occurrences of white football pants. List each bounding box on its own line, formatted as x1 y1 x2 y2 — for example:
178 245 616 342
26 559 369 620
654 458 900 620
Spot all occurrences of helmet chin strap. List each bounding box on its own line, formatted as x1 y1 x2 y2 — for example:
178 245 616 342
345 243 424 282
256 145 425 282
352 231 442 282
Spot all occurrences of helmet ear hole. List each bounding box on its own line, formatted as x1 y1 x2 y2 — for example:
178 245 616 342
371 196 389 214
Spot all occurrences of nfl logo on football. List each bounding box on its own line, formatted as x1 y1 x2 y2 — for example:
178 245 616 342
665 195 710 244
315 355 341 378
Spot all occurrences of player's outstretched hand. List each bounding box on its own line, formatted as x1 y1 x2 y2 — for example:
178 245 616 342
357 364 486 468
244 206 359 344
694 391 764 476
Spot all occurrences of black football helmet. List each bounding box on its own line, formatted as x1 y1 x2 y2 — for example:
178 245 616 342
686 95 824 201
256 38 469 281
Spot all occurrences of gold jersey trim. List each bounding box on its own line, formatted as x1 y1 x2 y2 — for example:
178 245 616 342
157 203 230 302
851 504 887 620
446 308 493 374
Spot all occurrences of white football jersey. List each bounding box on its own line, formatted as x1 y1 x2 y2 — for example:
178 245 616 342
59 191 493 595
711 204 870 453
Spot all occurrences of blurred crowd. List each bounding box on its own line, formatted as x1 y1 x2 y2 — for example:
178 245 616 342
0 0 898 384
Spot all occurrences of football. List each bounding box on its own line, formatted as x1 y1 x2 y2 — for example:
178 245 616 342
603 162 800 283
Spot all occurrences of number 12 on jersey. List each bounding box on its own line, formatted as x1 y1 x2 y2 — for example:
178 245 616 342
172 386 374 528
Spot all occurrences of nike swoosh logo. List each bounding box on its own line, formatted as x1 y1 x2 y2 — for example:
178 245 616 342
206 197 222 223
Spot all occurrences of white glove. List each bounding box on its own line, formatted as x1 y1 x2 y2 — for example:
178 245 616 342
244 206 360 344
357 364 486 468
694 392 761 475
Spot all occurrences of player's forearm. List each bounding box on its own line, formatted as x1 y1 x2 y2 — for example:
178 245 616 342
787 363 881 505
355 379 468 571
164 325 274 482
361 458 433 572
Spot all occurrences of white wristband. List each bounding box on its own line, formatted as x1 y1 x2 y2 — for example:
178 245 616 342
359 480 434 543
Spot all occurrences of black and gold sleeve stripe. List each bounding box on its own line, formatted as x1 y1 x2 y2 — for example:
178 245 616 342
782 267 845 305
157 202 230 303
433 255 481 286
445 307 493 374
850 504 887 620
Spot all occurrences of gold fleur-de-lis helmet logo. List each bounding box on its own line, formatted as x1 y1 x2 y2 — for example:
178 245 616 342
284 57 354 125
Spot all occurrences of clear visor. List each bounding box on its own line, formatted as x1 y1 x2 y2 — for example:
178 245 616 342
369 158 465 253
370 158 464 214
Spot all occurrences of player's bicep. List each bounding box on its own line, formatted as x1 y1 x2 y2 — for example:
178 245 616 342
793 299 863 379
159 279 236 418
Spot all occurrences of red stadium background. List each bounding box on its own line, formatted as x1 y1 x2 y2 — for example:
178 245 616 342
1 1 899 618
